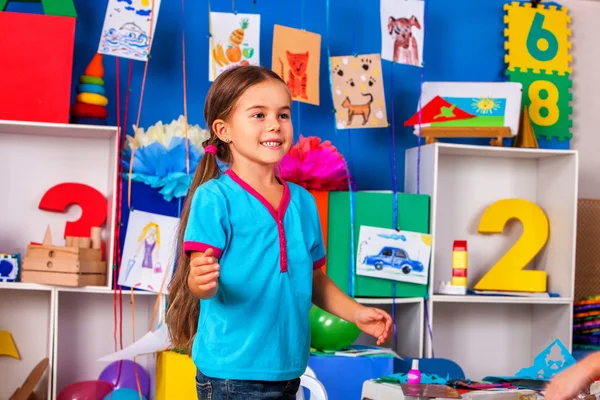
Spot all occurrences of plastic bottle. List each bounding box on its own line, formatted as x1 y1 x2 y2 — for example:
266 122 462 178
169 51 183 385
407 359 421 384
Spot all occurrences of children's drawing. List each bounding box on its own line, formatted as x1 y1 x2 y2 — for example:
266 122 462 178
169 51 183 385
118 210 179 294
209 12 260 82
410 82 523 137
98 0 162 61
330 54 388 129
380 0 424 67
272 24 321 106
356 226 431 286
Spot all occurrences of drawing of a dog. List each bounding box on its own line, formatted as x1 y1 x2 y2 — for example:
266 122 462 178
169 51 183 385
388 15 421 66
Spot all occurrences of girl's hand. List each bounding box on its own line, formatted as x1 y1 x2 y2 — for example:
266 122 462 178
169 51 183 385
545 361 596 400
188 248 220 299
354 306 393 345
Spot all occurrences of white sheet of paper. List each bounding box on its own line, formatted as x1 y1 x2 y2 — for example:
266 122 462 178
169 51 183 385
98 0 162 61
97 323 171 362
209 12 261 81
380 0 425 67
356 226 431 285
118 210 179 294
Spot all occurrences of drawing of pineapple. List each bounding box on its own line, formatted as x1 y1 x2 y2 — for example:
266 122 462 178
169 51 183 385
226 18 250 63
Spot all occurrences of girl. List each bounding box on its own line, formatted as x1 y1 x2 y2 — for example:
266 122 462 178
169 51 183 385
545 352 600 400
166 65 393 399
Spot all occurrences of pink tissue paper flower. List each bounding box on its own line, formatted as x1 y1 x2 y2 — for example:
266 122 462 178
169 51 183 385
278 135 349 191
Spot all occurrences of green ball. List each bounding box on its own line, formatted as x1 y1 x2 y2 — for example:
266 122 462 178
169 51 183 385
309 306 361 351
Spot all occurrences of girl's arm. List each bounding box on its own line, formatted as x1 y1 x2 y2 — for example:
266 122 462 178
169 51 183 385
312 269 393 345
312 269 362 323
545 352 600 400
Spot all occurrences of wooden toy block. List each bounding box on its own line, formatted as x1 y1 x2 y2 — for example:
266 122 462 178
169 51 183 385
21 226 106 287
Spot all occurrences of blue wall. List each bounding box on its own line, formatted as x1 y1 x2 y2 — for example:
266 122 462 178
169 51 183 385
7 0 566 240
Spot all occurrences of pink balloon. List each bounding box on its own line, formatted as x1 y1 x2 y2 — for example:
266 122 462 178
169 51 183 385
58 380 114 400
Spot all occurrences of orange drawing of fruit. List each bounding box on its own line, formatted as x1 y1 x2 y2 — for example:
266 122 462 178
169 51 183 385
229 18 249 47
240 60 250 66
226 46 242 62
213 48 223 66
213 44 229 66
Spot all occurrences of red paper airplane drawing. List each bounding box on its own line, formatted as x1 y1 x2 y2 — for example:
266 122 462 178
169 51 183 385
404 95 476 127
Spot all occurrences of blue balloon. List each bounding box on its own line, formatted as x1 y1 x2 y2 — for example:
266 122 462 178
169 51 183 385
103 388 147 400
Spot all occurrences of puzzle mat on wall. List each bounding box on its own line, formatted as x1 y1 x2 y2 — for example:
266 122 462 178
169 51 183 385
98 0 162 61
504 1 573 142
272 24 321 106
330 54 388 129
209 12 261 81
380 0 425 67
118 210 179 294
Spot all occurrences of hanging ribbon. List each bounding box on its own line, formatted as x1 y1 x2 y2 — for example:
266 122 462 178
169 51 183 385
127 0 158 209
389 60 399 352
415 0 435 358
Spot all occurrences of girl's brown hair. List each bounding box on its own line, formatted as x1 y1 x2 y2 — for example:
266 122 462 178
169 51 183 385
166 65 287 354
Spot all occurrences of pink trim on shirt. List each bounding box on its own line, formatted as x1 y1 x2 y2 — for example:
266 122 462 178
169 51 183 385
225 169 291 272
183 241 223 258
313 256 326 270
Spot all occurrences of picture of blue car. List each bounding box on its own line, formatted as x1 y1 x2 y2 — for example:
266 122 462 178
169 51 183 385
363 246 424 274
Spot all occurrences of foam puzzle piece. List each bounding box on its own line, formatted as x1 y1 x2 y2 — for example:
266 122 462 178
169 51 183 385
504 1 572 75
507 67 572 141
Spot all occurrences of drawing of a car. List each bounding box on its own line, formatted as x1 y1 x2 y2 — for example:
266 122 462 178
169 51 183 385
363 246 424 274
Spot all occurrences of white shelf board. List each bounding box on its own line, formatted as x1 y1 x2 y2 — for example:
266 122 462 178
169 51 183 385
56 286 160 295
356 297 423 305
434 142 577 159
0 283 160 295
432 294 573 305
0 282 54 291
0 119 118 139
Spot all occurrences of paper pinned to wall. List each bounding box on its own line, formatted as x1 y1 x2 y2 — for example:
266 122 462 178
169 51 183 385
118 210 179 294
272 24 321 106
209 12 261 82
98 0 162 61
330 54 388 129
380 0 425 67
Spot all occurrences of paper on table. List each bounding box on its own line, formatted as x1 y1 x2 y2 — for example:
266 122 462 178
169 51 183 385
97 323 171 362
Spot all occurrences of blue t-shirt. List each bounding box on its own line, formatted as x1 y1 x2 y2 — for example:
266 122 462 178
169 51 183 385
183 169 326 381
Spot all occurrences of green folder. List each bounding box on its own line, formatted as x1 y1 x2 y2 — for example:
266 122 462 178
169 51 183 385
326 191 431 298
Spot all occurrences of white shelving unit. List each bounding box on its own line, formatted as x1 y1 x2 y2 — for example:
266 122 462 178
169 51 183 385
405 142 578 380
0 120 163 399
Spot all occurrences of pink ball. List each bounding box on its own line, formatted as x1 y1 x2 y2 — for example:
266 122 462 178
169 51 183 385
58 380 113 400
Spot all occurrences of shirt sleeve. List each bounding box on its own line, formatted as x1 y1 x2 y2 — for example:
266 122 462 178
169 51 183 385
309 194 327 270
183 186 229 259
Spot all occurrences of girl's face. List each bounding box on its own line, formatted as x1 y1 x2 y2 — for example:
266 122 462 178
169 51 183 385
217 79 293 167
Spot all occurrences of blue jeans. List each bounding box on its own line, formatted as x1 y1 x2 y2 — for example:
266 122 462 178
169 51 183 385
196 370 301 400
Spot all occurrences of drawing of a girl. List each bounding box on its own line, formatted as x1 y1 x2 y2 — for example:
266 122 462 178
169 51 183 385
134 222 160 290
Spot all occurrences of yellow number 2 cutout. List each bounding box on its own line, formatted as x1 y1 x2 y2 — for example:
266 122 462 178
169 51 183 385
473 199 549 293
